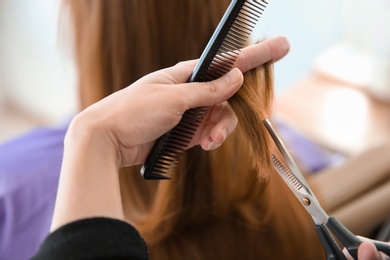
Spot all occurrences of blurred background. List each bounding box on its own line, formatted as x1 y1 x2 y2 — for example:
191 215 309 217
0 0 76 141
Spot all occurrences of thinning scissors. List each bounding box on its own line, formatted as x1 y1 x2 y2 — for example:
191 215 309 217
263 119 390 260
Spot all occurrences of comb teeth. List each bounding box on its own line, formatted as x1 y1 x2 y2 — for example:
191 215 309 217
141 0 269 180
195 0 269 82
140 106 207 179
271 154 304 191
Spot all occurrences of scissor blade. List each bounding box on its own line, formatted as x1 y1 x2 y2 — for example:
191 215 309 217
272 154 305 192
264 119 329 224
263 119 311 189
272 154 329 224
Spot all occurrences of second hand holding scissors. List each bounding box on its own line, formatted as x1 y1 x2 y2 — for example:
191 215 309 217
263 119 390 260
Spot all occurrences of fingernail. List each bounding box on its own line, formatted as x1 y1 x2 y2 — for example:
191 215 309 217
208 141 221 150
222 128 227 142
208 141 216 150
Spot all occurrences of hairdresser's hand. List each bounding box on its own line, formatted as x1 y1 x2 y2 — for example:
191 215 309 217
344 239 390 260
52 36 289 230
71 36 290 168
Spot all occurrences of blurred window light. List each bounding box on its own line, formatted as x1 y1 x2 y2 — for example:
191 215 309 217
320 88 369 151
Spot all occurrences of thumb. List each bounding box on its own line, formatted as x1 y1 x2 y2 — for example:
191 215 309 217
357 240 389 260
182 68 243 108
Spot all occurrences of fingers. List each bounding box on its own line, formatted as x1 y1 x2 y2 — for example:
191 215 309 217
198 102 238 150
166 60 198 83
160 36 289 84
358 241 389 260
179 68 243 109
344 240 390 260
234 35 290 73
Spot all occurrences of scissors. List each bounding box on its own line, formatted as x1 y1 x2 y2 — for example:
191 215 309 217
263 119 390 260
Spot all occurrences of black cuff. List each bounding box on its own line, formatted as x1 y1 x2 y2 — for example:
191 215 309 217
32 217 148 260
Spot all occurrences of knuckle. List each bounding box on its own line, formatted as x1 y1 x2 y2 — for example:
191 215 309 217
174 61 186 67
205 80 219 95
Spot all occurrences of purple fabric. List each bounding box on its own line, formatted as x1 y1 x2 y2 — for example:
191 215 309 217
0 122 69 260
274 118 346 174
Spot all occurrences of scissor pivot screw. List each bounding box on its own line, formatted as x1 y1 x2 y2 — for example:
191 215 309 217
302 197 311 206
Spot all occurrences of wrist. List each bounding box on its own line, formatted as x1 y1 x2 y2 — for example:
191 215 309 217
65 111 120 169
51 111 124 230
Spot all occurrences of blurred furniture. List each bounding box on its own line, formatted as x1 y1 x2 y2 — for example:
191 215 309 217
274 72 390 238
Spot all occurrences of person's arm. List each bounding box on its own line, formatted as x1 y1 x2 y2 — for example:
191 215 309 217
50 65 243 230
34 37 289 259
50 36 290 231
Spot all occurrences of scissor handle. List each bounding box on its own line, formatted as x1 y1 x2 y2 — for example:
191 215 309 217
326 217 361 259
315 223 347 260
327 216 390 259
372 240 390 257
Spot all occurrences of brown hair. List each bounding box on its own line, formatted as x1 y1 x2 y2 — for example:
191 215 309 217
63 0 324 259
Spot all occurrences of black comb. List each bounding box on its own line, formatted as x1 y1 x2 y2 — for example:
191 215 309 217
141 0 269 180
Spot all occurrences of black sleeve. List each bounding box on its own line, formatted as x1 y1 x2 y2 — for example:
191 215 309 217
31 217 148 260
